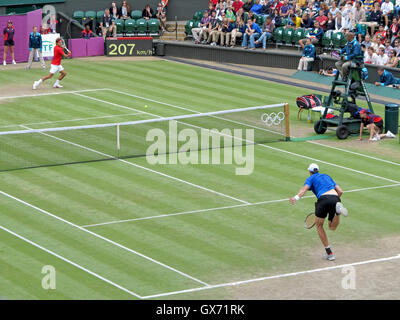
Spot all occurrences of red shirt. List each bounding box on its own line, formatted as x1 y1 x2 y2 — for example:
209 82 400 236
232 1 244 12
52 45 64 65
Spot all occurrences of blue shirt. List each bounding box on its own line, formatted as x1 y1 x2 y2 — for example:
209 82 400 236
340 38 363 62
379 70 400 86
304 173 337 199
302 44 316 58
29 31 42 49
250 22 262 34
251 4 263 14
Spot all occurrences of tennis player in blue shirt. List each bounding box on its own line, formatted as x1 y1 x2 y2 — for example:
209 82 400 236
290 163 348 261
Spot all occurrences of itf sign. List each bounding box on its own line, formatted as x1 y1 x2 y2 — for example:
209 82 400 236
41 33 60 58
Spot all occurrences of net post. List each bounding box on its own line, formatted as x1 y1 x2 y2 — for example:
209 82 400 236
284 103 290 141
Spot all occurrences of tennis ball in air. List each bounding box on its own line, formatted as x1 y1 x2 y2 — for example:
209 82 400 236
144 105 148 108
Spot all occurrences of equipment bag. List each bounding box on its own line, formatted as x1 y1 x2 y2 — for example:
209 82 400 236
296 94 322 110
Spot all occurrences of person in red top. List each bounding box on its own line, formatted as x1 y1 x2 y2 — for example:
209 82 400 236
232 0 244 12
358 109 396 141
3 20 16 66
33 38 71 90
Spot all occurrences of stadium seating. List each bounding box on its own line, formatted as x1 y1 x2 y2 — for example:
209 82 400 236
148 19 160 35
131 10 142 20
136 18 148 35
322 31 332 48
85 11 96 23
73 10 84 24
331 32 345 49
193 10 203 22
115 19 125 36
273 27 284 44
292 28 305 46
125 19 136 36
185 20 200 36
283 28 294 45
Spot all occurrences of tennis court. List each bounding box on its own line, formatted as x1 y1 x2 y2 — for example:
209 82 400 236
1 58 399 299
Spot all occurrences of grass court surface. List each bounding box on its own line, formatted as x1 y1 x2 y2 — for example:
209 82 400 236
0 57 399 299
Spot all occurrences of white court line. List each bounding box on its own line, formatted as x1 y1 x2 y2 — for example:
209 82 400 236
110 88 400 168
76 91 400 186
141 253 400 299
307 140 400 166
0 88 109 100
0 112 144 130
0 225 143 299
0 188 209 287
81 183 400 228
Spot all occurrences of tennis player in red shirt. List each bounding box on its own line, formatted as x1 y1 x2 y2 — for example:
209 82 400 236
33 38 71 90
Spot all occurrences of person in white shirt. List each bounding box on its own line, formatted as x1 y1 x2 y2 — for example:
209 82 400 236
364 46 379 64
376 46 389 65
381 0 394 29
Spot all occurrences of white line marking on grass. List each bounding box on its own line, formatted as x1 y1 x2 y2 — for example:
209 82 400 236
307 140 400 166
0 225 143 299
0 88 109 100
141 253 400 299
0 112 144 130
81 183 400 228
106 89 400 184
0 189 209 287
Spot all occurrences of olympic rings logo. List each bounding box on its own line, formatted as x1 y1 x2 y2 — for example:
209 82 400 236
261 112 285 127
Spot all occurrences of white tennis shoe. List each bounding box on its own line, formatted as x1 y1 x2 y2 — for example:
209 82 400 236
32 81 39 90
323 253 335 261
53 83 63 88
386 131 396 138
336 202 348 217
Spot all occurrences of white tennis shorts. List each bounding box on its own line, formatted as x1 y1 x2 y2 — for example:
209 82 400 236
49 64 64 74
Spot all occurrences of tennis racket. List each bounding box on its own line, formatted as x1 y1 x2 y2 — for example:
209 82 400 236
60 38 71 55
304 212 316 229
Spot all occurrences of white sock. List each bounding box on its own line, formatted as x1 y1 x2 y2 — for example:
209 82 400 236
38 79 42 84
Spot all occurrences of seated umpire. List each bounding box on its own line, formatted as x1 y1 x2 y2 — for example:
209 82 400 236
335 32 362 81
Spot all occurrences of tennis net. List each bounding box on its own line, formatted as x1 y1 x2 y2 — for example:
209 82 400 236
0 103 289 172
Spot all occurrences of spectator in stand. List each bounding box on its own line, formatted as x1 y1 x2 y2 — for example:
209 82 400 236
393 38 400 56
100 9 116 39
386 49 399 67
222 17 236 46
280 0 291 18
142 4 154 20
286 13 301 29
361 2 382 36
251 0 263 15
230 16 246 47
381 0 394 30
120 1 132 20
216 0 227 11
3 20 16 66
298 0 307 11
376 46 389 65
370 35 380 51
26 26 45 70
236 7 245 22
301 13 314 29
298 38 316 71
192 11 210 44
364 46 379 64
81 24 94 39
325 12 336 34
320 2 329 16
110 2 120 20
329 1 340 18
316 9 328 30
362 34 372 49
335 32 362 81
270 0 283 14
216 4 226 21
255 16 275 50
352 1 366 24
375 25 387 43
225 6 236 22
363 0 375 13
232 0 244 13
384 39 394 55
299 21 324 48
305 2 318 20
375 68 400 87
389 17 399 43
271 8 282 27
242 18 262 50
40 23 50 34
219 17 231 46
209 0 218 9
204 10 220 45
161 0 168 7
334 11 344 32
156 2 167 32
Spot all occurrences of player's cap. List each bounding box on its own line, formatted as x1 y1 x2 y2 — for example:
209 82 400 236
308 163 319 173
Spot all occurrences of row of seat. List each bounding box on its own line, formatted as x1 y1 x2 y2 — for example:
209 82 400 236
73 10 158 24
114 18 160 36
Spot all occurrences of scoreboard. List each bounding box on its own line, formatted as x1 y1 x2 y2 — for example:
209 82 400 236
105 37 153 57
